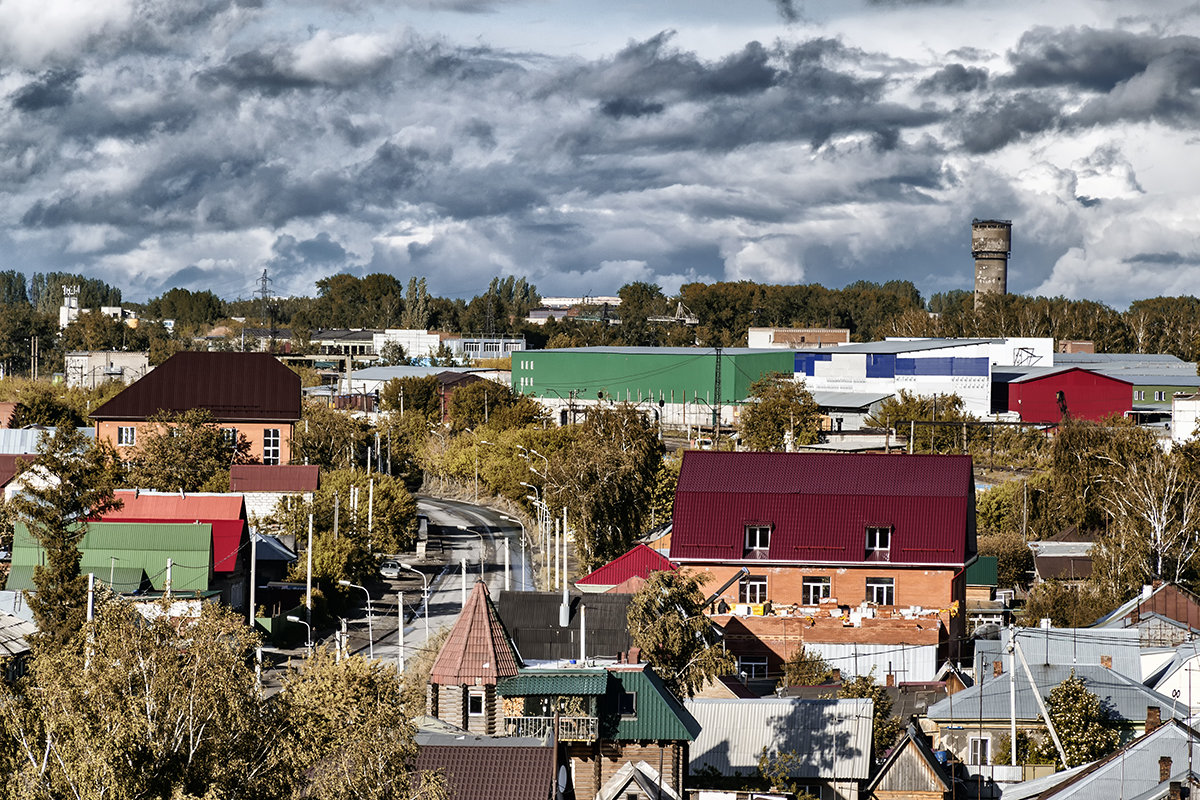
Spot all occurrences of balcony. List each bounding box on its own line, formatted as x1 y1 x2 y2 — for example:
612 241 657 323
504 715 599 741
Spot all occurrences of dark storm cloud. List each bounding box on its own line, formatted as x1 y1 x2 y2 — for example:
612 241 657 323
917 63 988 94
600 97 665 118
1004 26 1200 92
955 93 1061 153
1124 252 1200 265
197 51 323 95
11 70 81 111
773 0 800 23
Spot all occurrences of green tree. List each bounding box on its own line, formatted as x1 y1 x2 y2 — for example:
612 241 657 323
647 455 681 531
864 390 973 453
1030 671 1121 768
377 340 408 366
401 277 431 330
738 372 820 451
546 405 664 571
838 673 903 758
125 409 254 492
977 532 1034 589
379 375 442 422
626 569 735 699
316 469 418 555
779 644 834 688
756 749 822 799
7 381 85 429
447 380 544 433
1048 416 1157 534
10 428 122 646
1019 580 1117 628
291 401 370 470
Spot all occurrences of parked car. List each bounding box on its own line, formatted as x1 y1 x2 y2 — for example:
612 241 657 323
379 560 402 579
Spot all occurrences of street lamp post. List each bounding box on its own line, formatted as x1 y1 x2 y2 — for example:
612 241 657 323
286 615 313 652
499 514 527 591
400 563 430 644
338 580 374 659
458 525 485 579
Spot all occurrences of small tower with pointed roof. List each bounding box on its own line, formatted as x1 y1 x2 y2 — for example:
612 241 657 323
428 580 522 734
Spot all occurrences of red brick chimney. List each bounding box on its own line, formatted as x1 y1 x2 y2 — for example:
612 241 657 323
1147 706 1162 733
627 647 641 664
1160 756 1172 783
1169 781 1181 800
1100 654 1112 669
886 673 895 687
831 668 841 682
994 660 1003 677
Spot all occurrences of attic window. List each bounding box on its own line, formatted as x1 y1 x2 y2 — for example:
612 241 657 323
618 691 636 717
744 524 771 553
866 526 891 553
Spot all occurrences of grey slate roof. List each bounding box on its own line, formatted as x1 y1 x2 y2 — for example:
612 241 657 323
926 663 1181 724
685 697 874 780
496 591 633 661
1057 353 1188 366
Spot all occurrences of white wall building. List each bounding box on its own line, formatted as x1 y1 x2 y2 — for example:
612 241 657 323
64 351 150 389
1174 393 1200 444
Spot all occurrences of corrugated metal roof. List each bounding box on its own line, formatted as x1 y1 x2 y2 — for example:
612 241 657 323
577 544 675 588
498 670 609 696
609 666 701 742
0 429 56 454
91 352 300 422
973 627 1143 679
926 663 1179 723
102 490 247 573
11 521 211 593
351 366 485 381
836 339 996 354
230 465 319 493
537 347 779 356
1057 353 1187 365
0 611 35 657
496 591 634 661
430 581 521 686
1003 366 1133 385
686 697 874 779
670 452 974 566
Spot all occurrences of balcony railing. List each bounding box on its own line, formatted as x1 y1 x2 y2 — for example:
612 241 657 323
504 715 599 741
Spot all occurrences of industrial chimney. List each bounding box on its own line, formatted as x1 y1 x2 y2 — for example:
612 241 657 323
972 219 1012 309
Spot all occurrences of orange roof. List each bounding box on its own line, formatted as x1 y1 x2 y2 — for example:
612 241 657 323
606 575 648 595
430 581 521 686
107 490 246 521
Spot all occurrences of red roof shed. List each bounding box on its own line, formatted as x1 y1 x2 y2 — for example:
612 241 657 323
669 451 975 567
1004 367 1132 423
100 490 248 574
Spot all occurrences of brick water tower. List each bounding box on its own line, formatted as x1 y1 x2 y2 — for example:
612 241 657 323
972 219 1011 309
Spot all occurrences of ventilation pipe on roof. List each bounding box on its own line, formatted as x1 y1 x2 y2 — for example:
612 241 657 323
580 605 586 664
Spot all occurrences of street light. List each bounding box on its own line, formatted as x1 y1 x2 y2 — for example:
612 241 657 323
457 525 485 579
338 580 374 659
498 514 528 592
400 562 430 644
286 615 313 651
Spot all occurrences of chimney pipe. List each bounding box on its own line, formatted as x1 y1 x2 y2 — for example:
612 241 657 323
628 646 640 664
1101 654 1112 669
831 668 841 682
1161 755 1173 783
1147 706 1162 733
1169 781 1181 800
994 660 1003 678
886 673 895 687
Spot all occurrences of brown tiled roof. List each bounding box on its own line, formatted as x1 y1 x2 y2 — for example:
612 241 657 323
91 352 300 423
414 740 555 800
230 465 319 492
430 581 521 685
1035 554 1093 580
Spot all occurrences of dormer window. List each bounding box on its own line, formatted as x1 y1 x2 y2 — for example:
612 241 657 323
618 691 636 717
745 524 771 553
866 526 891 553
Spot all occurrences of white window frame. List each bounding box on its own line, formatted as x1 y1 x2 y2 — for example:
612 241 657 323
617 690 637 718
745 524 771 552
468 689 486 717
263 429 281 465
221 428 237 445
739 576 768 604
866 525 892 552
117 426 136 447
969 736 991 765
802 576 831 605
866 577 895 606
738 656 768 680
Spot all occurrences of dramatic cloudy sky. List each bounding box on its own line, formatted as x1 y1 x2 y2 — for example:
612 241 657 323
2 0 1199 307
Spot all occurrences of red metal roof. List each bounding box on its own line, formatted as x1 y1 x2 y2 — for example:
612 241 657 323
230 465 319 493
670 451 974 566
430 581 521 686
101 490 248 574
577 544 675 587
91 352 301 422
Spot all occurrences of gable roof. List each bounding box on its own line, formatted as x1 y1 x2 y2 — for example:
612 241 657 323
576 544 675 590
496 591 634 661
91 352 300 422
686 697 874 780
230 464 319 493
1094 583 1200 632
596 761 681 800
670 451 975 566
431 581 521 686
608 665 701 742
866 723 954 794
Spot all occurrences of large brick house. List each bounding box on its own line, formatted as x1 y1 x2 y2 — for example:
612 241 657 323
669 451 977 679
91 352 301 465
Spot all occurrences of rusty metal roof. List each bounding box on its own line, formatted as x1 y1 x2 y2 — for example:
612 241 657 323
430 581 521 686
91 352 300 422
670 451 974 566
